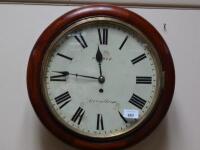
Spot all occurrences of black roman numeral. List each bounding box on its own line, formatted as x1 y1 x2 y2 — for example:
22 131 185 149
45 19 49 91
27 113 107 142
98 28 108 45
74 33 88 48
129 93 146 109
57 53 73 60
136 76 152 84
55 91 71 109
71 107 85 125
118 111 128 123
50 71 69 81
119 35 128 50
131 53 146 64
97 114 104 130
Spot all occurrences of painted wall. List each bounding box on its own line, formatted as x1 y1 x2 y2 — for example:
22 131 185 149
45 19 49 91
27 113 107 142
0 4 200 150
1 0 200 7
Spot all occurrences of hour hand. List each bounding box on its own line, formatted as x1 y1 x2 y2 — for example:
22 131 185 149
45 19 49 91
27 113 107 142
96 46 103 63
96 46 103 76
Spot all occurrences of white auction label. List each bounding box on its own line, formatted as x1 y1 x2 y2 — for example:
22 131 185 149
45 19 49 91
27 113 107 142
123 109 139 119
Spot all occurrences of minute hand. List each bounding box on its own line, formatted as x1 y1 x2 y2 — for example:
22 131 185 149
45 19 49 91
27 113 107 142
69 73 98 80
52 71 98 80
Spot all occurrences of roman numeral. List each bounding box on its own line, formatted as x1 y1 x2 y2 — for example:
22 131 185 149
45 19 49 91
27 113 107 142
71 107 85 125
55 91 71 109
98 28 108 45
129 93 146 109
118 111 128 123
50 71 69 81
57 53 73 60
131 53 146 64
97 114 104 130
136 76 152 84
74 33 88 48
119 35 128 50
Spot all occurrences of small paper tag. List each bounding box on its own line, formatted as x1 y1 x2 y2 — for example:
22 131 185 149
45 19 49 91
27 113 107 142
123 109 139 119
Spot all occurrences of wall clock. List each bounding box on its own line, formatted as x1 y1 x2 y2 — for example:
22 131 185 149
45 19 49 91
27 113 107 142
27 4 175 150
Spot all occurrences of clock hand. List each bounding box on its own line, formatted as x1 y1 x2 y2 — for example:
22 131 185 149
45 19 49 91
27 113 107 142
96 46 105 84
96 46 103 77
70 73 99 80
53 71 98 80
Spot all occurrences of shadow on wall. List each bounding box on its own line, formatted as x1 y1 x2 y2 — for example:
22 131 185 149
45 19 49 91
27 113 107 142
36 99 178 150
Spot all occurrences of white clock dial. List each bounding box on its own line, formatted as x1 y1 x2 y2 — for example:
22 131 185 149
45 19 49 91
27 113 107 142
42 17 162 138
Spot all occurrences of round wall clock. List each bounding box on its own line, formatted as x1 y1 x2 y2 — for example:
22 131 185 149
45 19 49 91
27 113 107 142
27 4 175 150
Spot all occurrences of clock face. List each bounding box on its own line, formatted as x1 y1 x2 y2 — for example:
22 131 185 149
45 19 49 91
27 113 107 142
41 17 162 138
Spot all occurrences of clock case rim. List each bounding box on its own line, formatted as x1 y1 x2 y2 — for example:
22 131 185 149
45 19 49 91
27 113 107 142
27 4 175 150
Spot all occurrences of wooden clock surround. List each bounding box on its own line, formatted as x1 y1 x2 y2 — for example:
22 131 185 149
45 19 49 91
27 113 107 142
27 4 175 150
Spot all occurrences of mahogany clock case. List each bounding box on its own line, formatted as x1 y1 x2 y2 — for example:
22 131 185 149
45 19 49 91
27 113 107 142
27 4 175 150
